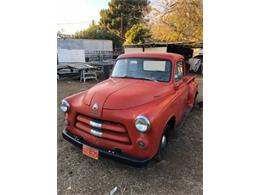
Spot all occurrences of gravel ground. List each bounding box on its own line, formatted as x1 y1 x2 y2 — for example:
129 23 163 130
57 75 203 195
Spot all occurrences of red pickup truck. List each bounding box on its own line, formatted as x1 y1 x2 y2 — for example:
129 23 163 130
61 53 198 166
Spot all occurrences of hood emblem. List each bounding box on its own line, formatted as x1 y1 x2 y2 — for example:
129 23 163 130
92 103 99 111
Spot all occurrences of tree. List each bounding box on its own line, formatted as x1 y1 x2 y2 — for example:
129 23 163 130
57 29 72 39
74 21 122 48
150 0 202 42
99 0 150 38
124 24 151 44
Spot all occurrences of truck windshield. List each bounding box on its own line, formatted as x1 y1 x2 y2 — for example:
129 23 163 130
111 58 172 82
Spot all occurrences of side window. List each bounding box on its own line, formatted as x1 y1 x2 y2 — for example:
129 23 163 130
174 61 183 81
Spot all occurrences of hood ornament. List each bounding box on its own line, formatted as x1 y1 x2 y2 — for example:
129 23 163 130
92 103 99 111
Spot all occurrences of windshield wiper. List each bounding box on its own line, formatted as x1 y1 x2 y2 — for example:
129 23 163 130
113 75 158 82
134 77 158 82
114 75 136 79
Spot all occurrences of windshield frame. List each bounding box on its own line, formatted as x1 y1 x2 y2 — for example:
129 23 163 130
111 57 173 83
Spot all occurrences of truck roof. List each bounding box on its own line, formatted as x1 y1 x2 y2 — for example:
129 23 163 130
118 52 184 61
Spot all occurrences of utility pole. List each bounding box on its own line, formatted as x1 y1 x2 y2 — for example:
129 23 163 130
120 14 124 39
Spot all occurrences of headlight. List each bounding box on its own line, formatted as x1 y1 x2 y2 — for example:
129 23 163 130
135 115 150 132
60 99 70 113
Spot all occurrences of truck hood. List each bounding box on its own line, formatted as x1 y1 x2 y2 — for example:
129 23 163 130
83 78 171 111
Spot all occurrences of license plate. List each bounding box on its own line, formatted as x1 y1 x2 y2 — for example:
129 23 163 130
82 145 99 160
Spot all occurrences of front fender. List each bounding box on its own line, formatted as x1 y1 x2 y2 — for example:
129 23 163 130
127 94 179 157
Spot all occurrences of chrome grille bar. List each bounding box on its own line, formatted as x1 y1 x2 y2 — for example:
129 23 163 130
90 120 102 128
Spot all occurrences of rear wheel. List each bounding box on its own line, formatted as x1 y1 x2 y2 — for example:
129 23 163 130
192 93 198 110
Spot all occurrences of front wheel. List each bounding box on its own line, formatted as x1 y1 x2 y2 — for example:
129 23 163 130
154 125 170 161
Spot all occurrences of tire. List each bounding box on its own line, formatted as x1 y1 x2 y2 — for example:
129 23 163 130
192 93 198 110
154 124 171 161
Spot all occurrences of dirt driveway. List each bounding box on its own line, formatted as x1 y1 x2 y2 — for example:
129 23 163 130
57 76 203 195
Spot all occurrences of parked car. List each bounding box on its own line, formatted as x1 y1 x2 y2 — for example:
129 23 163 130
61 53 198 166
188 48 203 74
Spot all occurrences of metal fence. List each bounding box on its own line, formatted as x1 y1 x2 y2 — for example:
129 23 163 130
84 50 124 61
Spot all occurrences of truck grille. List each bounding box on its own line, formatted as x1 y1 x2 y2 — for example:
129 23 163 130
75 114 131 144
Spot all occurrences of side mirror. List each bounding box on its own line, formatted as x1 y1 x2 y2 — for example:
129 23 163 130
174 83 180 90
183 77 188 82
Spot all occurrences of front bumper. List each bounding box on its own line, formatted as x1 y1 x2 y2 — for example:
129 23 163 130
62 129 150 166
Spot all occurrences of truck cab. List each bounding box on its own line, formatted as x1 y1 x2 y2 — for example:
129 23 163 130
61 53 198 166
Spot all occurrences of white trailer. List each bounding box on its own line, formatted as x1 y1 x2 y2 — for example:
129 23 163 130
57 39 113 63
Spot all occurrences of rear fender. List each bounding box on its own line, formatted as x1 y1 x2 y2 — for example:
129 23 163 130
187 80 198 107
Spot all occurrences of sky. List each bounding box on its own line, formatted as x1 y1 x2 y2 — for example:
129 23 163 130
57 0 110 34
57 0 158 35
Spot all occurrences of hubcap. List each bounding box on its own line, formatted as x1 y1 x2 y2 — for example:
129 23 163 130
161 135 167 149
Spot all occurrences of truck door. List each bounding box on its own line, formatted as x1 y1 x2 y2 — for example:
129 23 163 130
173 60 189 122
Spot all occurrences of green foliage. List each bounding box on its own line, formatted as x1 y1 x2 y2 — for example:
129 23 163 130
124 24 151 44
99 0 150 37
74 21 122 48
